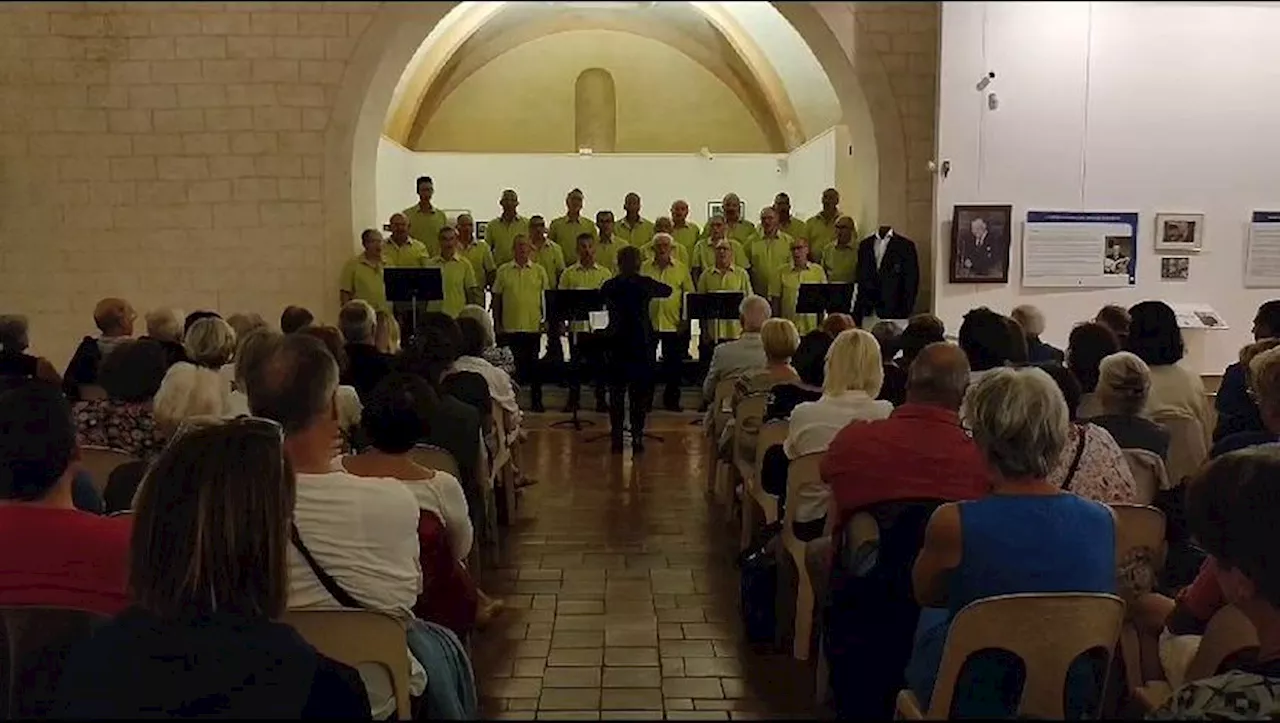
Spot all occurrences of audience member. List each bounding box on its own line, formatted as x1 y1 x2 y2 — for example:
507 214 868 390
226 312 267 340
0 384 131 616
228 327 281 417
281 305 315 334
0 314 60 388
1002 314 1030 365
54 419 370 719
1128 300 1213 439
339 300 392 400
1217 302 1280 438
184 315 237 377
770 313 851 420
957 307 1016 383
1068 321 1122 419
182 310 221 335
405 313 492 423
457 305 518 378
1088 351 1171 460
782 329 893 540
74 339 168 460
1095 303 1131 347
63 297 135 400
245 333 426 719
374 310 401 355
1215 337 1280 443
906 367 1117 717
1213 345 1280 458
880 313 946 406
142 307 188 368
1041 362 1139 503
870 320 901 361
1012 304 1065 364
723 318 800 466
455 315 521 431
701 294 771 406
298 325 363 432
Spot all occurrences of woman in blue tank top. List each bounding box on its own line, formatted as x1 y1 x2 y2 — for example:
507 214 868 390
906 367 1117 717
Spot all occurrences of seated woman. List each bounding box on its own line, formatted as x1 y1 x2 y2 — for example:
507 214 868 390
1128 300 1214 442
54 418 371 719
1066 321 1120 419
783 329 893 541
879 313 945 406
0 314 61 389
906 367 1118 717
183 315 237 390
720 318 801 465
1087 351 1171 459
74 339 168 460
457 304 518 379
454 315 522 434
374 310 401 355
1042 363 1139 504
768 314 850 422
142 307 189 369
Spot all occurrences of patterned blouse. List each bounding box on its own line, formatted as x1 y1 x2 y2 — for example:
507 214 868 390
74 399 166 460
1150 667 1280 720
482 346 518 380
1048 422 1138 504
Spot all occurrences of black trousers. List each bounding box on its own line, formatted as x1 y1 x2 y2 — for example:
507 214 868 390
657 332 684 409
500 332 542 408
607 356 653 444
565 331 606 410
544 324 565 363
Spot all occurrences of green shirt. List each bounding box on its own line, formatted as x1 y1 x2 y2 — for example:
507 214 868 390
747 233 794 297
595 238 627 273
559 262 613 333
638 242 688 267
670 222 701 260
382 237 431 268
806 213 842 260
493 261 549 333
616 217 655 246
459 240 496 285
702 218 759 247
769 262 828 335
695 265 752 341
548 215 597 266
823 242 859 284
641 259 694 333
401 204 447 257
780 217 808 245
691 238 750 272
486 215 530 267
531 242 566 290
427 255 478 317
339 254 389 313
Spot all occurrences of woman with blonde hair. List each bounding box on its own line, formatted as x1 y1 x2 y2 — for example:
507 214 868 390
720 317 801 465
782 328 894 540
183 317 236 371
374 311 401 356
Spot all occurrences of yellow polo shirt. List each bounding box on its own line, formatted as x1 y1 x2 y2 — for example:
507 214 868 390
616 217 655 246
486 215 529 267
823 242 859 284
401 205 447 257
559 262 613 333
426 255 478 317
806 213 842 260
747 233 794 296
459 241 496 284
781 217 808 245
670 222 701 260
493 261 549 333
531 241 566 290
691 238 750 272
339 254 389 313
769 263 828 335
548 215 597 265
638 242 688 266
695 265 752 341
641 259 694 333
595 238 627 273
382 238 431 268
701 219 759 247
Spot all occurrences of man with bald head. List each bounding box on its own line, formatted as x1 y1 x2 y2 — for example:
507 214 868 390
701 294 772 406
456 213 497 290
550 188 597 265
806 187 843 260
701 192 758 247
640 217 688 266
669 200 701 260
642 233 695 411
616 192 654 247
383 212 431 267
747 206 793 298
63 297 136 400
488 189 530 267
339 228 389 312
821 215 859 284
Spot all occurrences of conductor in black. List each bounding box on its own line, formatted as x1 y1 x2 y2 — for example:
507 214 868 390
600 246 672 454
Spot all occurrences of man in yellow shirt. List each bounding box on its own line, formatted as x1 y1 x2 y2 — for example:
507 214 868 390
549 188 597 266
774 192 809 242
487 189 530 267
641 233 695 411
695 238 754 364
594 210 626 273
493 235 551 411
822 215 859 284
528 215 567 364
769 237 828 335
615 192 655 246
748 206 793 297
639 217 688 266
690 215 750 287
401 175 448 257
701 192 758 247
455 213 497 290
669 200 701 260
426 225 480 317
805 187 843 261
338 229 389 313
557 233 613 413
383 213 431 268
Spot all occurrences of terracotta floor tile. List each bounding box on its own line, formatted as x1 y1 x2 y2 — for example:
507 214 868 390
551 631 604 648
666 712 729 720
488 678 543 699
601 688 665 711
547 648 605 667
664 697 695 710
607 712 666 720
662 678 725 699
557 599 604 615
537 712 598 721
542 666 602 688
538 688 601 711
661 657 685 677
504 696 540 711
606 628 658 647
682 658 742 678
511 659 546 678
681 623 735 641
604 646 660 667
657 608 705 624
510 639 552 658
660 640 716 658
658 623 684 640
603 666 663 688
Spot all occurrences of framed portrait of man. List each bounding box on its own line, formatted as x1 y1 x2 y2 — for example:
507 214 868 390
949 204 1013 284
1155 213 1204 253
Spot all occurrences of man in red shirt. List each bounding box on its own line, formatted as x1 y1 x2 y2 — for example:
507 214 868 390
0 384 131 616
821 342 989 531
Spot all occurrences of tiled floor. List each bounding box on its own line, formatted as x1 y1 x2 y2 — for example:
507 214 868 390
471 411 820 721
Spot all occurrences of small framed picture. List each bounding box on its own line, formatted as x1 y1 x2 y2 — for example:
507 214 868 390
475 220 488 241
1161 257 1190 281
1104 235 1135 277
949 204 1013 284
1155 213 1203 253
706 201 723 220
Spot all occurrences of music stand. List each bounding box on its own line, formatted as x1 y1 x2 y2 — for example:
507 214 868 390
545 289 605 431
384 268 443 342
796 282 855 316
686 292 745 427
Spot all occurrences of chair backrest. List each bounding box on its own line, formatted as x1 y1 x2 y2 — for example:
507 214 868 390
1120 449 1168 505
78 446 139 494
928 593 1126 719
1149 409 1208 488
784 453 824 533
0 606 107 719
409 444 461 479
1183 605 1259 683
755 420 789 472
1110 504 1167 603
711 376 739 438
282 610 412 720
733 393 769 460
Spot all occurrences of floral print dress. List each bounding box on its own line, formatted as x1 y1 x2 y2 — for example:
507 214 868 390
74 400 165 460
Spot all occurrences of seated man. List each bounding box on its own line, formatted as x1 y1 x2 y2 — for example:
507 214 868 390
0 384 131 616
338 299 392 400
63 297 136 401
280 305 315 334
1213 345 1280 458
701 294 772 415
244 333 426 720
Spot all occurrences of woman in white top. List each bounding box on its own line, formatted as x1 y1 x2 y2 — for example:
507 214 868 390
1126 301 1213 443
453 314 522 432
784 328 894 540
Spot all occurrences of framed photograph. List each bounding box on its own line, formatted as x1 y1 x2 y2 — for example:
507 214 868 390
950 204 1013 283
1161 256 1190 281
706 201 723 220
475 220 488 241
1155 213 1203 253
1104 235 1135 277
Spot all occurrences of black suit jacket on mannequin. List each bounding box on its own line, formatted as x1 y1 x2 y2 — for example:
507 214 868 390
853 231 919 323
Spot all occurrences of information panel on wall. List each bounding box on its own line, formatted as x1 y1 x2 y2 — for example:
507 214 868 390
1245 212 1280 288
1021 211 1140 288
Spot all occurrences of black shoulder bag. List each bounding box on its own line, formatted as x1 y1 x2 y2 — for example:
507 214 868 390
1060 423 1088 492
290 522 367 610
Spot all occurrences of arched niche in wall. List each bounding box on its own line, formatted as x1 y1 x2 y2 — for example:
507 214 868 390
574 67 617 153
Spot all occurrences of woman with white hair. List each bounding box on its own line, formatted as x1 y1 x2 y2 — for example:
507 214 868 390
782 329 893 540
1087 351 1171 459
457 304 517 378
142 308 188 368
906 367 1118 716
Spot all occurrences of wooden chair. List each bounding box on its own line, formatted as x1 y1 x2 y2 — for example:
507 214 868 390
1111 503 1169 704
408 444 461 479
1150 409 1208 489
731 393 768 534
1121 449 1169 505
282 610 412 720
780 452 831 661
0 606 107 718
741 419 786 550
490 401 517 527
706 377 739 503
896 593 1126 720
78 446 138 495
1132 605 1259 712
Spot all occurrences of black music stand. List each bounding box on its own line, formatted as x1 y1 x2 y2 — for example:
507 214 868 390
545 289 605 431
686 292 745 426
796 282 855 316
385 268 443 342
